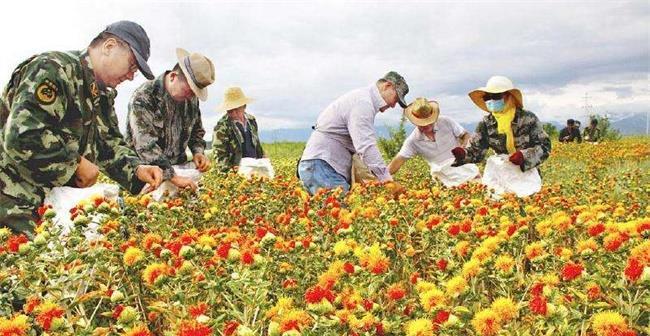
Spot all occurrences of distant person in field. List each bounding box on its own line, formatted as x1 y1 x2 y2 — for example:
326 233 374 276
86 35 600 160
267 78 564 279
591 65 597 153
211 87 265 172
559 119 582 143
388 97 470 175
583 118 601 142
451 75 551 172
127 48 215 191
298 71 409 196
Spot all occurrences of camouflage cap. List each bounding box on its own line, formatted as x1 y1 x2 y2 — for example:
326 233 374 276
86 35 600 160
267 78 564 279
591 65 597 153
382 71 409 108
104 21 154 79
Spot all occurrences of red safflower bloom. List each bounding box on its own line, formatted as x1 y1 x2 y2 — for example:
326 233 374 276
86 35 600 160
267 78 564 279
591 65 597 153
447 224 461 236
386 284 406 301
35 302 65 331
587 223 605 237
561 262 584 281
304 285 335 304
436 259 448 271
177 320 213 336
223 320 239 336
6 234 28 253
23 296 41 314
343 262 355 274
529 295 547 316
624 257 643 282
434 310 450 324
410 272 420 284
188 303 209 318
113 304 125 319
530 282 544 296
241 251 254 265
283 278 297 289
362 299 374 311
217 243 231 259
587 284 601 300
461 220 472 233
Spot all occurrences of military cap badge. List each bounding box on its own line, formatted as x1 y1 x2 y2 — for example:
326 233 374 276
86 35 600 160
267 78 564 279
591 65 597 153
35 80 58 105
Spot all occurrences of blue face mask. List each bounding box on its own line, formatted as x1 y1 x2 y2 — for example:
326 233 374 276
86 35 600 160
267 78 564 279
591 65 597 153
485 98 505 113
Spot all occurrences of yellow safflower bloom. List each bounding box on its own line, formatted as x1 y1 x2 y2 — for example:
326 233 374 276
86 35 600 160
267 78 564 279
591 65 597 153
462 259 481 278
490 297 517 322
445 276 468 297
419 288 447 312
405 318 433 336
123 247 145 266
495 255 515 273
471 308 501 336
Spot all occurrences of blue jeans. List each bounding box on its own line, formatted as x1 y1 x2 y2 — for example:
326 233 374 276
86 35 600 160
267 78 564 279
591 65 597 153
298 159 350 195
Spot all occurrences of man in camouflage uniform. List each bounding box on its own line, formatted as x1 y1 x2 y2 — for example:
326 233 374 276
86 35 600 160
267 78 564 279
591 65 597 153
212 87 265 172
0 21 163 237
126 49 214 190
452 76 551 172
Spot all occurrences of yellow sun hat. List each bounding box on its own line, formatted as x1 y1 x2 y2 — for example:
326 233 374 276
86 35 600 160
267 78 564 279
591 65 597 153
216 86 254 112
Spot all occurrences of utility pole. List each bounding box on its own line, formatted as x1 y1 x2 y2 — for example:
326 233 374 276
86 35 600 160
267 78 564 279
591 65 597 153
582 92 593 119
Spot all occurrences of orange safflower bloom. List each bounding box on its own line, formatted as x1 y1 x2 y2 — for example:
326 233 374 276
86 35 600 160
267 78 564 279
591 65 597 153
177 320 213 336
142 263 171 286
471 308 501 336
0 314 30 336
123 325 154 336
34 301 65 331
386 283 406 301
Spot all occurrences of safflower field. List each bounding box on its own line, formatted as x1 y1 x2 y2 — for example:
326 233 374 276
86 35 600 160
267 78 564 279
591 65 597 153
0 138 648 336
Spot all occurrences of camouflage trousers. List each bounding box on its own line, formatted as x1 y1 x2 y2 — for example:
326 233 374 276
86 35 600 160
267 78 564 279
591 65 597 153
0 168 43 239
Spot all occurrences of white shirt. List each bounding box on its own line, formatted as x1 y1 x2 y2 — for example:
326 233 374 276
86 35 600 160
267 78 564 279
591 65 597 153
301 84 391 182
398 116 466 165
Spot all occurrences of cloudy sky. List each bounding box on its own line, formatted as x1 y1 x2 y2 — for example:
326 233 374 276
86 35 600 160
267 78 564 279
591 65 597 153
1 0 648 138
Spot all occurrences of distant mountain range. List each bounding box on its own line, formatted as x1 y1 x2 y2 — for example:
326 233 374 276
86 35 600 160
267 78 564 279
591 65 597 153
257 113 648 143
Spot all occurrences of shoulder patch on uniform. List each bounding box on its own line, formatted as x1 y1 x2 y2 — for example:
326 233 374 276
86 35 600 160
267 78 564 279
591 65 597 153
90 82 99 98
35 80 58 105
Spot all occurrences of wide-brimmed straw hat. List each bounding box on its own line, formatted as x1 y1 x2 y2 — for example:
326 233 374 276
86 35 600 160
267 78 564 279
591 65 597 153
468 76 523 112
404 97 440 126
217 86 254 112
176 48 215 101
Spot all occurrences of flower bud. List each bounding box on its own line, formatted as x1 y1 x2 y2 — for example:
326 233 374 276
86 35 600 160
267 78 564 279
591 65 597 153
110 290 125 303
179 246 196 260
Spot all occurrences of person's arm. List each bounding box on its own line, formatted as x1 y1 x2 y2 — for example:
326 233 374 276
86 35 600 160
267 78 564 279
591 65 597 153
2 57 80 187
388 155 408 175
449 118 471 147
347 104 391 182
95 90 148 194
188 103 207 156
464 120 489 164
518 113 552 171
127 90 175 180
575 128 583 143
211 121 234 172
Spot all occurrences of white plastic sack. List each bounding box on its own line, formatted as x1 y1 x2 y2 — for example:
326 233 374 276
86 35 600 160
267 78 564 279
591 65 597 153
145 163 202 201
238 158 275 179
481 154 541 198
43 183 120 238
428 158 480 187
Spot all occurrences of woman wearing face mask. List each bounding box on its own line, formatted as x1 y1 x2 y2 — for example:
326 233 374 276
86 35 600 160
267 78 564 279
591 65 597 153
451 76 551 172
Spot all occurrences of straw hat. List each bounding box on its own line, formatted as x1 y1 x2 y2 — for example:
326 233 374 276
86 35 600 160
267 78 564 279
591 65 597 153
217 86 254 112
404 97 440 126
176 48 215 101
468 76 523 112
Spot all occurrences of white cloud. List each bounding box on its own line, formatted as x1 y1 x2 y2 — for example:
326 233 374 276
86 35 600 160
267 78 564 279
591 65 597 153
0 0 647 139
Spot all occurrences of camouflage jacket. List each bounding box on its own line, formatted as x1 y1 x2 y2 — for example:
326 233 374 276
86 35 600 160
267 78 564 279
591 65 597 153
463 108 551 171
126 72 206 180
0 50 144 204
211 113 264 172
582 125 601 142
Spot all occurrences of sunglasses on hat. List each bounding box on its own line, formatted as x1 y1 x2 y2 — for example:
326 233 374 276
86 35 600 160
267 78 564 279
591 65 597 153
482 92 504 101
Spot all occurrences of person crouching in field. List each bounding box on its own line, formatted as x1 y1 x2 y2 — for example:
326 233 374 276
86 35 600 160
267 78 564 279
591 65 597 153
212 87 265 172
127 48 215 192
388 97 470 175
298 71 408 196
583 118 601 143
451 76 551 172
0 21 163 238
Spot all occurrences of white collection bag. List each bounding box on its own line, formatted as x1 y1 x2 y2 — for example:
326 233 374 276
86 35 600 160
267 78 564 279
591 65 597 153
481 154 541 198
238 158 275 179
43 183 120 238
146 163 203 201
428 158 480 187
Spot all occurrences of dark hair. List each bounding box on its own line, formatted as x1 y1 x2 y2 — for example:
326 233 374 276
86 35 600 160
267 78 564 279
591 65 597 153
590 119 598 125
567 119 575 125
172 63 187 82
89 32 129 48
